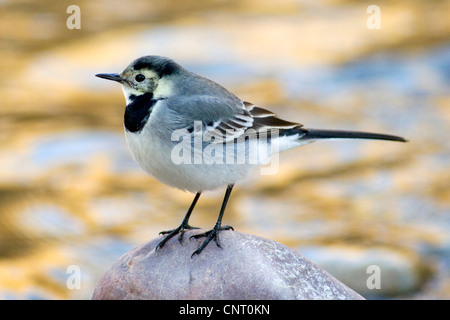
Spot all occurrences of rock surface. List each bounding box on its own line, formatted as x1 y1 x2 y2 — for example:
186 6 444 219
92 230 364 300
299 244 429 297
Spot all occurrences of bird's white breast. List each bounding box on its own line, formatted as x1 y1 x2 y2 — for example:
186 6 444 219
124 102 310 193
124 107 254 192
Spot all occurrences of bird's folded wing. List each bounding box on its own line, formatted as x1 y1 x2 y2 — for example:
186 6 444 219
165 96 302 143
204 102 303 143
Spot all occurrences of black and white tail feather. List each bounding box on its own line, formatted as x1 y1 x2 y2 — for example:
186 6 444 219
204 101 407 145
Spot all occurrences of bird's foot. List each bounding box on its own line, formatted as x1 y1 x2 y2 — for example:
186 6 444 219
156 224 199 250
190 225 234 257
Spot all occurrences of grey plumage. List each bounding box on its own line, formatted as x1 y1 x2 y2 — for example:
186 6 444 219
96 55 407 256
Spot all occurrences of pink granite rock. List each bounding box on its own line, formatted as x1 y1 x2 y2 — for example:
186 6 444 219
92 230 364 300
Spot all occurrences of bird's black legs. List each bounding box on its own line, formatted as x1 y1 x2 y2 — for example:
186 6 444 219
190 184 234 257
156 192 201 250
156 185 235 256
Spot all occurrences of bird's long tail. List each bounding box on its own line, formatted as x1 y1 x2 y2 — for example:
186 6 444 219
299 128 407 143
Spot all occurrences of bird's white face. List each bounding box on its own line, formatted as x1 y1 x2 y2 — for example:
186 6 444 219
119 67 174 104
96 56 180 104
119 67 160 102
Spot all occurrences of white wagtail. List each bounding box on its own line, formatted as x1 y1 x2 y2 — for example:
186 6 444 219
96 55 406 257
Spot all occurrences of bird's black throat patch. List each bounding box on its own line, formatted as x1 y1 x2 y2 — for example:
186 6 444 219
124 92 162 133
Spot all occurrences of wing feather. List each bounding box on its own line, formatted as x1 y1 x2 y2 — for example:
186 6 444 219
204 101 302 143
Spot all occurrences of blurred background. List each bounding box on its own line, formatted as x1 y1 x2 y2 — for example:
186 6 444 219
0 0 449 299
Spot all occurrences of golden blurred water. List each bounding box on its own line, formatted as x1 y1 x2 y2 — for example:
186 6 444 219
0 0 449 299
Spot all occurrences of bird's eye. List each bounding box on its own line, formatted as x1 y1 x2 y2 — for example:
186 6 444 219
135 74 146 82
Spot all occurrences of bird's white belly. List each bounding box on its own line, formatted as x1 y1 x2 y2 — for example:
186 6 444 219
124 124 255 193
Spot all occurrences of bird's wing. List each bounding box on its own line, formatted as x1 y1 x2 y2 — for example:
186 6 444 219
165 96 302 143
243 101 302 132
204 101 303 143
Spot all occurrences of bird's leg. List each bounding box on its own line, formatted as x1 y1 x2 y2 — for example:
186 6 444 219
156 192 201 250
191 185 234 257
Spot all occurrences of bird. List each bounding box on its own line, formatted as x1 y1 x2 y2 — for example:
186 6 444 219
96 55 406 257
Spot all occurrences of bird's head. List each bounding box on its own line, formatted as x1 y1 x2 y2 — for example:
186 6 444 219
96 55 182 102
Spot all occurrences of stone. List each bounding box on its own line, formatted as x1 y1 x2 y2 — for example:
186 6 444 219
92 230 364 300
299 245 429 297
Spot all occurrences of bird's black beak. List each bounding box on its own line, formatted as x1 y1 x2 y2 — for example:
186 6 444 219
95 73 123 83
